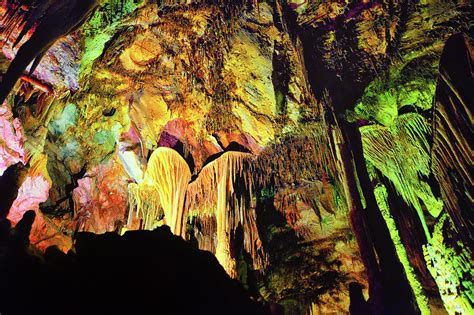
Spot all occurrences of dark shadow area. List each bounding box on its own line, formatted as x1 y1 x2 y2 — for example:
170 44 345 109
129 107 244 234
0 163 22 219
0 211 268 315
349 282 370 315
158 131 196 174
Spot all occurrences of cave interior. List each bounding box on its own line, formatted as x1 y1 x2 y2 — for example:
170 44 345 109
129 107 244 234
0 0 472 314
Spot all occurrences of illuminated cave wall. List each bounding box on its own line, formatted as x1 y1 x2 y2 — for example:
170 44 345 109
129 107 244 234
0 0 472 314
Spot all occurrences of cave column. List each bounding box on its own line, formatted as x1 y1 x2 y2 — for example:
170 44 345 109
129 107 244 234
215 166 237 278
161 161 189 237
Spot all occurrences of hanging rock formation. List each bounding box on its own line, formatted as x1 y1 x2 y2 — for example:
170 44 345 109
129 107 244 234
129 147 191 233
187 151 264 277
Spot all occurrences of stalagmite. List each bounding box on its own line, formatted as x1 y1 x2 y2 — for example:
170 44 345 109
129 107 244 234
128 147 191 234
186 151 265 277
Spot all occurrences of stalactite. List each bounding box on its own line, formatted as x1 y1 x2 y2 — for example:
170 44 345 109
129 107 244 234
191 215 217 254
128 147 191 233
186 151 266 277
147 147 191 235
254 116 348 232
255 124 340 189
426 34 474 312
374 184 430 315
128 183 161 229
359 113 443 239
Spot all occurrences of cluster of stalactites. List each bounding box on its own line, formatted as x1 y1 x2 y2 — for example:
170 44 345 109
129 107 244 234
186 151 254 217
126 129 347 276
127 149 267 276
255 127 340 189
128 147 191 233
254 117 349 230
1 0 35 46
127 121 344 276
360 113 443 238
128 183 162 229
186 151 266 276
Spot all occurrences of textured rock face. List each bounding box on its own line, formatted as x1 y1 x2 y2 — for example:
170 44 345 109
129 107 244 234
0 103 25 175
0 1 472 314
73 158 130 234
7 170 72 252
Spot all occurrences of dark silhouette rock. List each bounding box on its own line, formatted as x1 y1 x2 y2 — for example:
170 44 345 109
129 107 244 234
349 282 371 315
0 211 267 315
